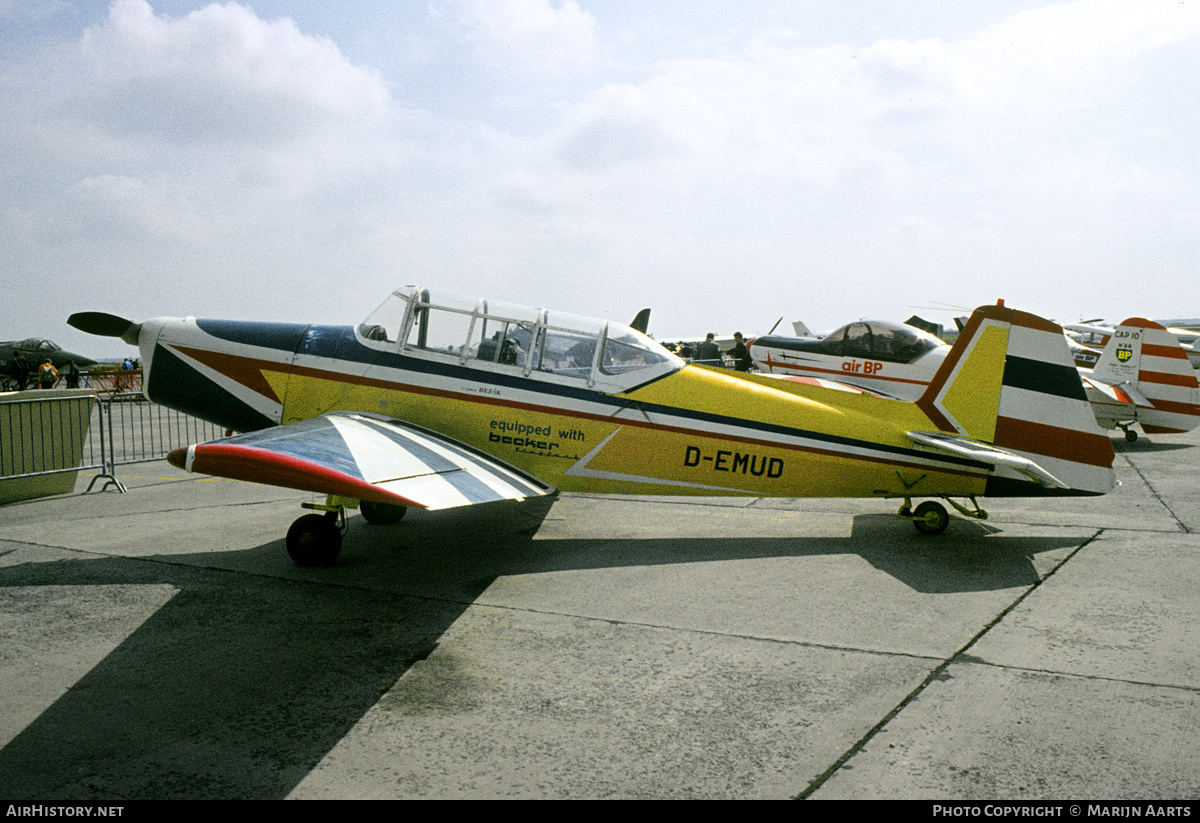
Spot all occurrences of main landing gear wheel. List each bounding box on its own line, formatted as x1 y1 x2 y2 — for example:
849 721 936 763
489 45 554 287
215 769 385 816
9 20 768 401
360 500 407 525
911 500 950 535
1118 423 1138 443
286 512 343 566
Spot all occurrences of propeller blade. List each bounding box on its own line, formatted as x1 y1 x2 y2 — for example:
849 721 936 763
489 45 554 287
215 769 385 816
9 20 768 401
68 312 142 345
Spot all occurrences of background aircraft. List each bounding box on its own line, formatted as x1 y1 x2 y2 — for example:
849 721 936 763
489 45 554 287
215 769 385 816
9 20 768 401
1 337 98 389
747 319 950 397
1078 318 1200 441
1065 319 1200 370
750 316 1200 443
70 291 1114 564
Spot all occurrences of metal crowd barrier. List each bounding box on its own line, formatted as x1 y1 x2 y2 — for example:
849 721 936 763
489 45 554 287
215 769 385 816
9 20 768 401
1 389 225 497
0 392 96 493
0 367 143 394
80 367 144 396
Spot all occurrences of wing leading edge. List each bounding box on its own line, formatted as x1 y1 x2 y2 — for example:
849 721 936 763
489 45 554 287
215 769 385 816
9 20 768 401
167 412 556 509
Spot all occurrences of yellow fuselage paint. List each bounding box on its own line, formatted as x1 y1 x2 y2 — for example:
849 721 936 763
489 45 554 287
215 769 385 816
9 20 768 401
936 324 1008 441
278 362 988 501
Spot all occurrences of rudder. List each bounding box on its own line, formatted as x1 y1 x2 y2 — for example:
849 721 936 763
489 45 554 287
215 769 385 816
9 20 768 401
1100 318 1200 434
918 302 1114 496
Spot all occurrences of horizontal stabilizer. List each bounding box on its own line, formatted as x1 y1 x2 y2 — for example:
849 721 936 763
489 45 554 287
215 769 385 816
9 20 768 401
1081 375 1147 407
168 412 556 510
906 430 1066 489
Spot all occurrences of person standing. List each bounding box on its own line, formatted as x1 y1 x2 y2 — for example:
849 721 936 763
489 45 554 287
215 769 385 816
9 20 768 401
13 352 31 390
65 359 81 389
727 332 752 372
38 359 59 389
694 333 721 366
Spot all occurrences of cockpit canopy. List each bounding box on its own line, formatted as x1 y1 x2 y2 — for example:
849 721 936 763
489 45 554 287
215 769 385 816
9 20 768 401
13 339 62 352
357 286 683 391
756 320 944 364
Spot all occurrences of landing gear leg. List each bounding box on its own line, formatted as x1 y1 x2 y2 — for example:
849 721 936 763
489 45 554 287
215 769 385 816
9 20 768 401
286 499 346 566
1117 423 1138 443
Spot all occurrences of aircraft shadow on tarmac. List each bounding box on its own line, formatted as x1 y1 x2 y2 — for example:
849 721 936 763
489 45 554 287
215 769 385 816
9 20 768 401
346 498 1082 596
0 500 1084 800
1114 439 1194 454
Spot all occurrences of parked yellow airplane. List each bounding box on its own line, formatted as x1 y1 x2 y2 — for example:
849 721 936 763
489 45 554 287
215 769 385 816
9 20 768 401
69 289 1116 565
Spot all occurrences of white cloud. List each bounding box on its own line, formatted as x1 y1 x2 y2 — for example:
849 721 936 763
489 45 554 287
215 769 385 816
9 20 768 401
3 0 1200 349
452 0 597 72
554 0 1200 187
56 174 209 243
73 0 390 147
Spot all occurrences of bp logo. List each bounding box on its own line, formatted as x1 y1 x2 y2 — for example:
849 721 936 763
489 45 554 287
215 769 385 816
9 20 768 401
1116 345 1133 362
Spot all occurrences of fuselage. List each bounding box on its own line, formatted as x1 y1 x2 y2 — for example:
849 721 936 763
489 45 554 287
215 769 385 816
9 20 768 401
748 321 948 401
132 291 1024 502
126 287 1121 504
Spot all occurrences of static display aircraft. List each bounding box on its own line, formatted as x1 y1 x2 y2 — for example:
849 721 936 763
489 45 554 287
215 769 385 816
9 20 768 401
1066 320 1200 370
1077 319 1200 441
2 338 98 386
69 289 1116 565
747 319 951 396
750 316 1200 443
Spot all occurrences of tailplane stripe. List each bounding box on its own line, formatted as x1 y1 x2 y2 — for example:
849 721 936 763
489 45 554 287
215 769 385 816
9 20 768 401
1002 356 1088 400
1137 370 1200 388
993 416 1114 468
1143 343 1191 361
1144 397 1200 415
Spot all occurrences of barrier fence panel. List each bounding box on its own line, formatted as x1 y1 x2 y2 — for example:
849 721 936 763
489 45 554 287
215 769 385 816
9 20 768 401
1 390 225 496
0 367 143 394
0 392 97 479
88 393 226 493
80 368 144 396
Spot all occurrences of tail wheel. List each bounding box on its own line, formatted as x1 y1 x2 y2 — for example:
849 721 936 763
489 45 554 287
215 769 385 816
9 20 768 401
286 513 343 566
912 501 950 535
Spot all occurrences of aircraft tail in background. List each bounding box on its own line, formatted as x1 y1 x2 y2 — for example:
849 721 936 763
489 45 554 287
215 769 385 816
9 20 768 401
1089 318 1200 435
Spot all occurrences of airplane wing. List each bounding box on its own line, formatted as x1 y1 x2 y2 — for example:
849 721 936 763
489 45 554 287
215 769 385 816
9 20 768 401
906 430 1067 489
167 412 556 509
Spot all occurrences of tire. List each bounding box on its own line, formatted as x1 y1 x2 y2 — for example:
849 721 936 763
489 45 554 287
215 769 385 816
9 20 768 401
286 513 343 566
360 500 407 525
912 501 950 535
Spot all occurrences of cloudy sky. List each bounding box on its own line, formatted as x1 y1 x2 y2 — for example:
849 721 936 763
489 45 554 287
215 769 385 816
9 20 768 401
3 0 1199 357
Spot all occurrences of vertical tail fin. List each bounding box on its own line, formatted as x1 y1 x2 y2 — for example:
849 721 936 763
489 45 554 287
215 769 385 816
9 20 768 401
917 301 1114 496
1093 318 1200 434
